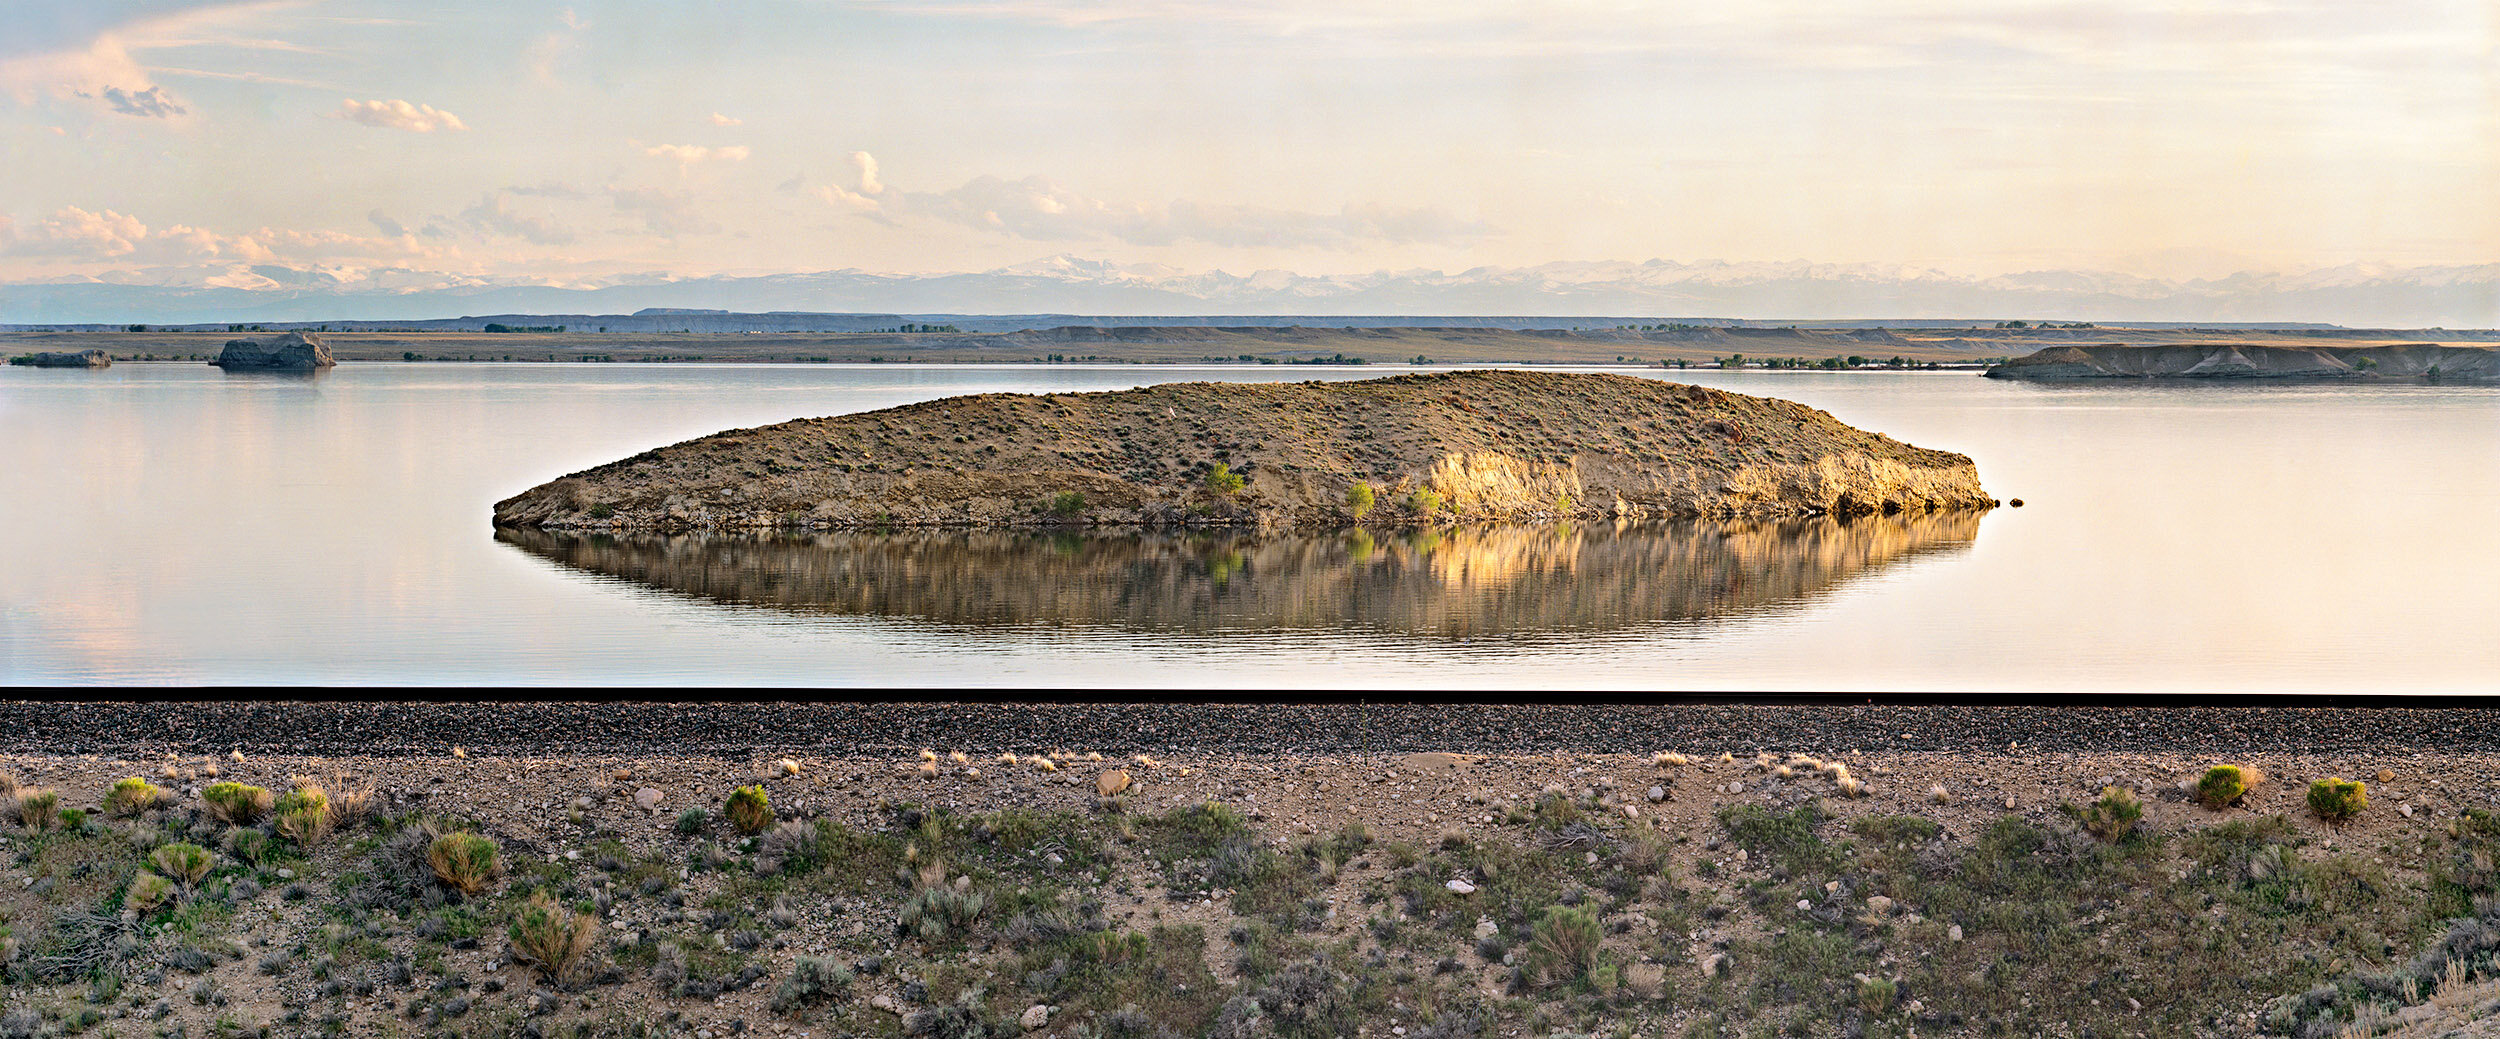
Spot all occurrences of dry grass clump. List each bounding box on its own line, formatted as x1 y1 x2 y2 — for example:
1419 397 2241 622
103 777 171 817
725 785 773 836
2195 765 2262 810
125 873 175 912
202 782 273 826
1927 783 1952 805
148 842 213 887
13 789 59 833
427 832 502 895
1524 905 1604 987
776 758 803 776
509 892 598 985
326 774 376 828
272 782 333 847
2307 778 2368 826
1033 757 1059 773
1652 752 1690 768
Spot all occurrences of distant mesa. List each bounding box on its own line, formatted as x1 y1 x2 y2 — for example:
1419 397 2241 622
1987 343 2498 382
212 331 335 370
9 349 111 368
493 369 1993 533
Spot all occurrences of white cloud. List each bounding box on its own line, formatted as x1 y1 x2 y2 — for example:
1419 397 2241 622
851 151 882 195
333 98 467 133
425 193 576 245
708 112 741 127
96 84 185 117
817 158 1490 249
644 144 750 166
2 205 438 266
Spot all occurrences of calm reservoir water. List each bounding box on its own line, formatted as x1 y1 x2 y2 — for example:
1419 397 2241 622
3 363 2494 689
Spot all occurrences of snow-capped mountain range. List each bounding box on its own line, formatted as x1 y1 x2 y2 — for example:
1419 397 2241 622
4 256 2494 327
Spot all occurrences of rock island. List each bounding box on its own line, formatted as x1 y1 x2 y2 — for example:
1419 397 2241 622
494 370 1992 532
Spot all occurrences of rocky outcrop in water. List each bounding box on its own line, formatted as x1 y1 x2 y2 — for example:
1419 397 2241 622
212 331 335 370
1986 343 2499 382
9 349 112 368
493 370 1994 532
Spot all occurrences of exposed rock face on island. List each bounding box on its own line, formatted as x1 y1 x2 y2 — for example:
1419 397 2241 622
495 370 1992 532
8 349 111 368
1986 343 2498 382
211 331 335 370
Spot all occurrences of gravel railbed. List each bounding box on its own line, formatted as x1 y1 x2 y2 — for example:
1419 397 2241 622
2 701 2492 758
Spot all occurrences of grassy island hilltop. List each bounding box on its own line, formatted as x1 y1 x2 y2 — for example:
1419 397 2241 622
491 371 1992 534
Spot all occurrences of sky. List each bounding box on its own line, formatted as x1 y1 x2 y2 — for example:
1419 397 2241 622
0 0 2494 313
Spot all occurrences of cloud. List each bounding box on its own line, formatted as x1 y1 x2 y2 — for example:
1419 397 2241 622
644 144 750 166
708 112 741 127
366 210 407 237
817 155 1490 249
440 193 576 245
527 7 587 86
98 84 184 117
2 205 437 266
609 186 718 237
333 98 467 133
507 181 590 199
851 151 883 195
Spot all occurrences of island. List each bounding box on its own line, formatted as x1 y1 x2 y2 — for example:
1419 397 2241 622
1985 343 2499 382
7 349 111 368
492 370 1994 532
211 330 336 370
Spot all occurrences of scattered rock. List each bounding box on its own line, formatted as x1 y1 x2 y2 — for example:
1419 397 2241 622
1020 1005 1050 1030
1866 895 1895 915
634 787 664 812
1646 785 1666 803
1445 879 1477 895
1948 924 1964 942
1473 917 1498 940
1096 770 1132 797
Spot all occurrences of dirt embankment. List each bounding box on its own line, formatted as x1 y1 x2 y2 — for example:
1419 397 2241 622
491 370 1994 533
1987 343 2500 382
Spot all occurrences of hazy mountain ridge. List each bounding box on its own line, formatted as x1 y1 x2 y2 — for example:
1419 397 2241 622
3 256 2494 326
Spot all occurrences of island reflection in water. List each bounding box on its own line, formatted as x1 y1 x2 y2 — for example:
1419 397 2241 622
496 514 1982 639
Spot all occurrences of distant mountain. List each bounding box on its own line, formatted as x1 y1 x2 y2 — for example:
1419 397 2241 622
2 256 2493 327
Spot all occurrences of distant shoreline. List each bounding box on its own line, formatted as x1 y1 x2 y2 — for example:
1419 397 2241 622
9 324 2491 368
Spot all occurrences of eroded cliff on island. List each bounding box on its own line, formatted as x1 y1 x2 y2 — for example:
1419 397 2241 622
1986 343 2500 382
492 370 1995 532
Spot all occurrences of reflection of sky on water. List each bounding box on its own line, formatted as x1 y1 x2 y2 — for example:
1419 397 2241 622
3 363 2496 689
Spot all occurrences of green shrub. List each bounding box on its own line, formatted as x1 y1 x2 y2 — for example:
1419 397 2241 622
587 503 615 519
726 785 773 836
427 833 501 895
202 783 273 826
769 955 855 1014
1046 490 1087 517
126 873 175 912
1524 904 1603 987
1205 463 1246 496
2073 786 2145 842
1858 976 1898 1014
2196 765 2258 810
15 789 59 832
1345 482 1375 518
104 777 170 817
1409 488 1444 515
149 843 213 887
898 885 990 943
674 808 709 836
57 808 87 832
509 892 597 985
2307 778 2367 825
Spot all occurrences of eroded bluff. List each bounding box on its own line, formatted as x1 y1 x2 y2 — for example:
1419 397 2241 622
492 370 1994 532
